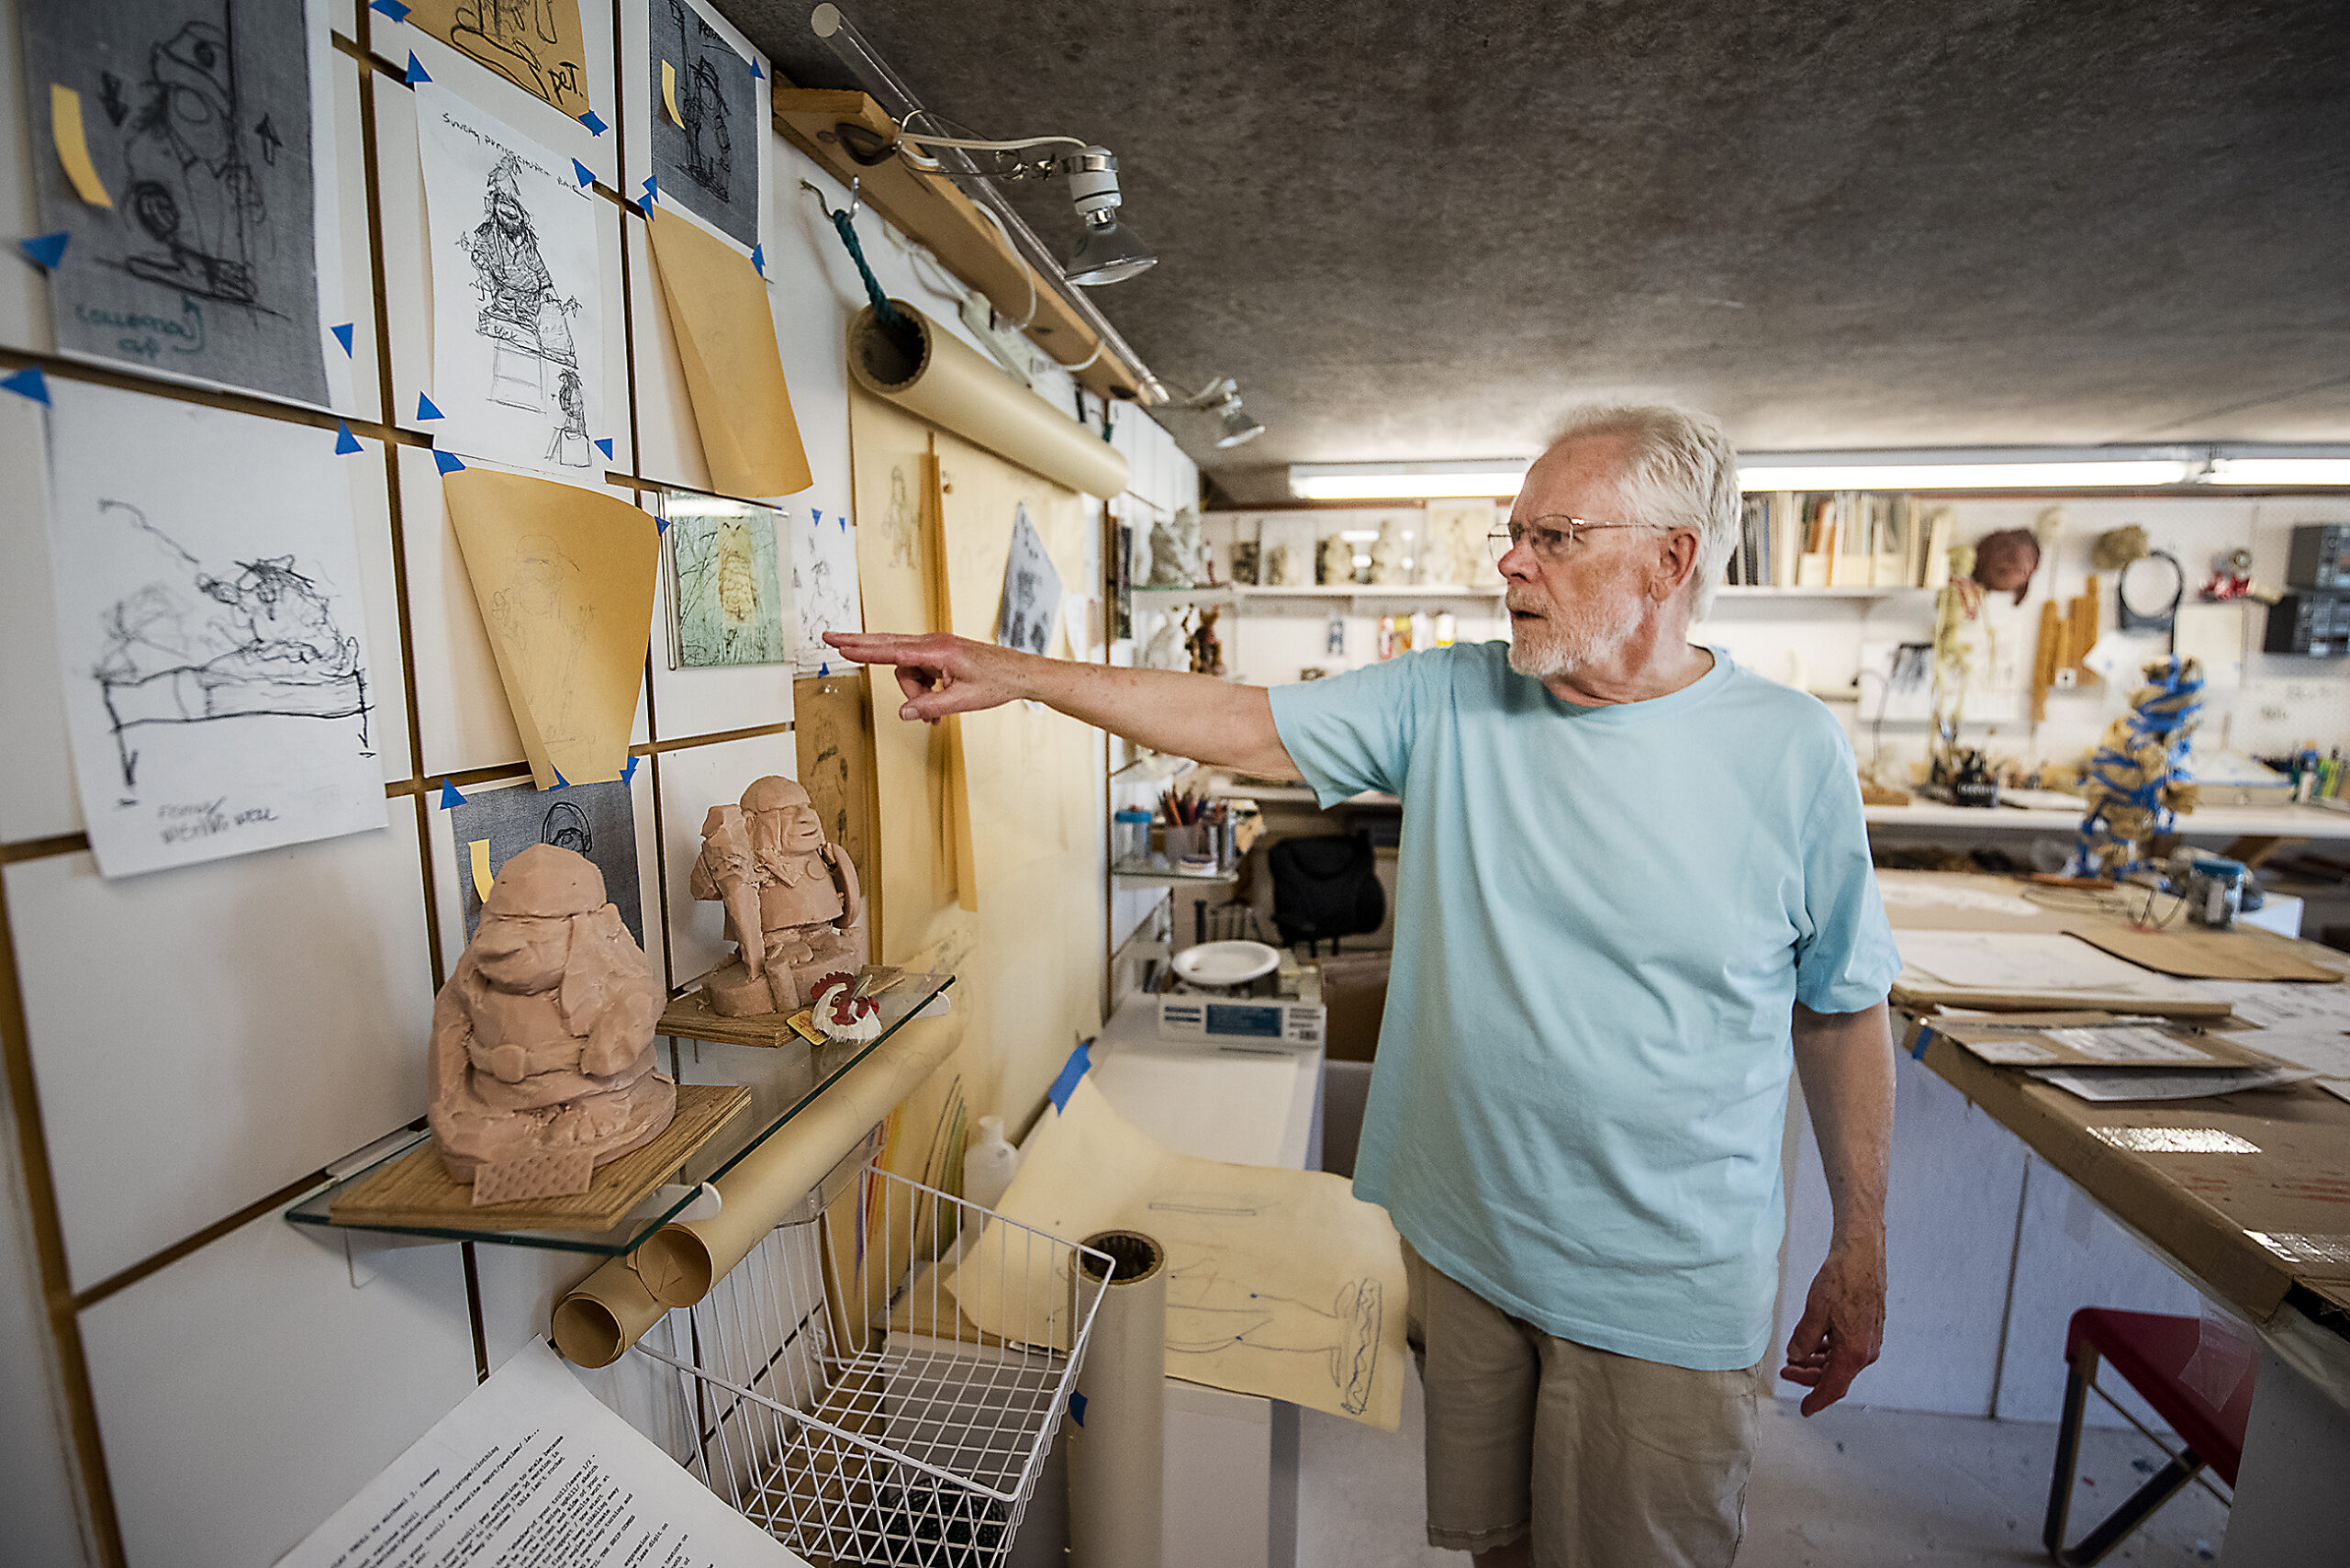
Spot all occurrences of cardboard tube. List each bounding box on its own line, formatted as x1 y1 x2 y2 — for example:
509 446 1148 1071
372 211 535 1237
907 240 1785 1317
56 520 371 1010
1068 1230 1165 1568
847 301 1130 499
630 1011 964 1308
550 1249 671 1370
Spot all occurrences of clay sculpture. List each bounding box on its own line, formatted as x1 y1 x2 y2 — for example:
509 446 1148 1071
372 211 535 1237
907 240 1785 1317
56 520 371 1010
689 775 867 1016
428 843 673 1196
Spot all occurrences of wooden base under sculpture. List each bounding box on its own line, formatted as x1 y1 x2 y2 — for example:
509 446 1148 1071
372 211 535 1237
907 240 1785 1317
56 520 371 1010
700 922 869 1018
432 1071 678 1196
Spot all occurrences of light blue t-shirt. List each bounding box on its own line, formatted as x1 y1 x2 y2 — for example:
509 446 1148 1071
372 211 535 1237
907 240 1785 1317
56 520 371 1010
1270 643 1899 1371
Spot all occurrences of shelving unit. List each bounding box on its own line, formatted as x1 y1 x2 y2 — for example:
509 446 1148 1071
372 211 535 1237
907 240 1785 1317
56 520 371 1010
1711 585 1936 601
285 971 957 1256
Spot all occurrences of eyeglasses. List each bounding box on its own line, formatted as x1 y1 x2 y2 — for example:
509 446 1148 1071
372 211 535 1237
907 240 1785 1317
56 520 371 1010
1486 515 1673 566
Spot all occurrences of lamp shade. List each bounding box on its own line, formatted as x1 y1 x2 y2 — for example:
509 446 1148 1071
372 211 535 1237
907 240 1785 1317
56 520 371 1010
1066 217 1157 286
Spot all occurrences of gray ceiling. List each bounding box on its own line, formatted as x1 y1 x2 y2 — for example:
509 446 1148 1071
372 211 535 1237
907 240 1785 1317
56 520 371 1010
724 0 2350 502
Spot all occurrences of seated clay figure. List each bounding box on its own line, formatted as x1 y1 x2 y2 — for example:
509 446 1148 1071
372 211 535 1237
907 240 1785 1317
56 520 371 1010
689 776 867 1016
428 843 673 1185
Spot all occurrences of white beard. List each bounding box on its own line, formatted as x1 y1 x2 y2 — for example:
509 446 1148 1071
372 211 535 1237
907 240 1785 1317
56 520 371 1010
1506 591 1644 679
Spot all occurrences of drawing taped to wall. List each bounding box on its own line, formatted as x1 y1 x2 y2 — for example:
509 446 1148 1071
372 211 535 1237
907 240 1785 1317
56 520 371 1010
451 778 645 947
994 503 1063 657
416 82 605 474
792 506 862 677
44 379 386 878
644 0 760 251
665 497 791 667
402 0 594 121
19 0 348 409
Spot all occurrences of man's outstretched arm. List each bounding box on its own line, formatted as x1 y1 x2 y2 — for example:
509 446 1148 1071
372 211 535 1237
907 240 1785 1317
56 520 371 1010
822 630 1304 781
1780 998 1894 1416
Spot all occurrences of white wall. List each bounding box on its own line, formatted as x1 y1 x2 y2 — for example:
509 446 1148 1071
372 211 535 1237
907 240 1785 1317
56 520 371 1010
0 3 1190 1561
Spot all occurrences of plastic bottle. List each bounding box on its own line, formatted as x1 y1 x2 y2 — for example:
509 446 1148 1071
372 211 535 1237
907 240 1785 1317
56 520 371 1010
962 1115 1020 1216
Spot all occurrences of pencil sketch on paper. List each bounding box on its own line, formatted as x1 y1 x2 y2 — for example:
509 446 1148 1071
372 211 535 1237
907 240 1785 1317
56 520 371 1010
93 500 371 791
644 0 759 249
416 82 604 475
995 503 1063 657
406 0 592 119
45 379 386 877
488 533 596 748
666 500 790 667
23 0 334 405
451 777 643 946
792 508 863 677
883 465 919 568
461 154 590 465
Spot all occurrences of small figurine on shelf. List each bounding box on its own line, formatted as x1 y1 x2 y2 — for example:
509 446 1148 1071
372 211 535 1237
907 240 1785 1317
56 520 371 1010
1145 507 1203 588
810 975 883 1044
427 845 673 1197
1369 516 1411 585
1318 532 1356 587
1187 605 1225 676
689 776 867 1017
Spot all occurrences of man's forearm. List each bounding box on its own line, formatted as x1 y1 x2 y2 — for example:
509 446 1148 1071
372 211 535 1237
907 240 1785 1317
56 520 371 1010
1791 1000 1895 1250
1011 655 1303 780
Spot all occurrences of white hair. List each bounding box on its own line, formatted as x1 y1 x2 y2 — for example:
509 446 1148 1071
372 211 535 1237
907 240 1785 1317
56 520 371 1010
1544 404 1740 620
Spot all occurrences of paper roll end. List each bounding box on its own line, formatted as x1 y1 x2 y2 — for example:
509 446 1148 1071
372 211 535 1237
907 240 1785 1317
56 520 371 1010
1077 1229 1163 1285
847 301 931 396
633 1227 717 1308
550 1294 627 1369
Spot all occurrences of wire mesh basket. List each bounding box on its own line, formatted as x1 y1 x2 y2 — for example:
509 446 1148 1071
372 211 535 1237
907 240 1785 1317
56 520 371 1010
632 1159 1109 1567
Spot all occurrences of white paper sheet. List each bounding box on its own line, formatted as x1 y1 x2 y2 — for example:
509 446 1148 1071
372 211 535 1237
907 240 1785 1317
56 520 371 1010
1875 872 2041 917
994 502 1063 657
417 83 607 475
44 380 386 877
2031 1065 2314 1102
2190 979 2350 1075
1895 930 2210 1002
2042 1025 2217 1063
791 503 861 677
277 1340 804 1568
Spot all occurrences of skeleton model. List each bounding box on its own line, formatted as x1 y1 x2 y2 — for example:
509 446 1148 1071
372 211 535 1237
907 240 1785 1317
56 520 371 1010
689 776 867 1016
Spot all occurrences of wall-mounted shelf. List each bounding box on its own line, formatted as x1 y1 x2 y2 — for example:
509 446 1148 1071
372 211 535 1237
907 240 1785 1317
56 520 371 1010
285 971 957 1256
1710 585 1937 600
1112 865 1240 889
1131 585 1238 607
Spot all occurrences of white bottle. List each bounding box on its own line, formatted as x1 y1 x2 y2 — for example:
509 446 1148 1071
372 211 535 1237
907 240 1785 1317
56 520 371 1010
962 1115 1020 1216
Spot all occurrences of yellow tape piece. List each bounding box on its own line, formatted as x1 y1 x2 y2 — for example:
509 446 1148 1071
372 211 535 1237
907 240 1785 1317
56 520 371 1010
469 838 494 901
661 61 683 129
50 84 112 208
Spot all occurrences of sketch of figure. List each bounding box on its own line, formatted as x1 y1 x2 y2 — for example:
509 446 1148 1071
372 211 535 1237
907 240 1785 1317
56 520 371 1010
883 465 918 567
114 13 270 308
541 797 591 853
544 366 590 466
487 533 592 745
92 499 370 790
446 0 584 111
667 0 733 202
713 512 757 624
461 153 581 417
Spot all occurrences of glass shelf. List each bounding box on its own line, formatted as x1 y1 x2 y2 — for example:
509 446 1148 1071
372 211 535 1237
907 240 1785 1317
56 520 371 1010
285 971 957 1257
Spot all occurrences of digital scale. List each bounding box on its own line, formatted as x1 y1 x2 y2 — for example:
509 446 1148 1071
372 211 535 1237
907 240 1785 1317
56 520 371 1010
1154 994 1325 1048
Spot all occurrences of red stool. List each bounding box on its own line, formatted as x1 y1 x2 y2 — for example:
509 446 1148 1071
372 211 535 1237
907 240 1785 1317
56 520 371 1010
2042 1307 2254 1564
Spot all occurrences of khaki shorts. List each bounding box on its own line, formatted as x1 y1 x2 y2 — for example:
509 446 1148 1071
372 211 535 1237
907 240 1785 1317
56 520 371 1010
1403 1242 1762 1568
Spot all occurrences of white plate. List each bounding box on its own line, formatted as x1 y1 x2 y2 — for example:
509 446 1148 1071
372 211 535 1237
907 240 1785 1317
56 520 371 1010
1172 940 1281 988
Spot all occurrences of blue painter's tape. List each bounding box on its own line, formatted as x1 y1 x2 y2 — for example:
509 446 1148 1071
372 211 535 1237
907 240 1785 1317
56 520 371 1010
1909 1025 1936 1061
621 755 640 784
640 176 659 209
752 57 766 79
552 767 570 788
432 448 466 474
405 51 431 84
655 514 669 534
370 0 411 20
1069 1391 1087 1428
330 321 354 355
334 422 364 455
2 365 50 405
819 661 829 677
19 231 68 269
579 108 607 136
438 779 466 808
1046 1041 1092 1113
572 158 595 188
416 391 445 420
750 242 766 276
594 437 614 459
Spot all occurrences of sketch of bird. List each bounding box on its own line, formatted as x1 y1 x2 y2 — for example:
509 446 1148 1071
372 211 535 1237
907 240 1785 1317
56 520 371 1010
714 513 757 625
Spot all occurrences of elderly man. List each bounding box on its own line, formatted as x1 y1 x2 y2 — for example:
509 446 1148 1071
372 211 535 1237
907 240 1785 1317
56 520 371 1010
826 404 1898 1568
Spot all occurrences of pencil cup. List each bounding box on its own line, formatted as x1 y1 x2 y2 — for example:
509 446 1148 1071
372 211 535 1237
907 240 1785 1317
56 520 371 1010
1161 823 1203 865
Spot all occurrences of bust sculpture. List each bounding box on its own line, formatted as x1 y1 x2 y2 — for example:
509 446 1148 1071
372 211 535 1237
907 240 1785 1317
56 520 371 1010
1145 508 1203 588
689 776 867 1016
428 844 673 1191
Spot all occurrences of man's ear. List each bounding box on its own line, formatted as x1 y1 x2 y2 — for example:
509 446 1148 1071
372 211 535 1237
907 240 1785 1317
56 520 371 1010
1653 528 1701 602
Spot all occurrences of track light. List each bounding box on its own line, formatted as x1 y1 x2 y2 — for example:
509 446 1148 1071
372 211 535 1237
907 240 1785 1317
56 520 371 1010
1182 377 1264 448
869 123 1158 286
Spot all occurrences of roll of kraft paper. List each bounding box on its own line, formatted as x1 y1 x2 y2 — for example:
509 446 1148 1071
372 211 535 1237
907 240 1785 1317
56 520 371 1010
1068 1230 1166 1568
847 300 1130 500
628 1008 965 1310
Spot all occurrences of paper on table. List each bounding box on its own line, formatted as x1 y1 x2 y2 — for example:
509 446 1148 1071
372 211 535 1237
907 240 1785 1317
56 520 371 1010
276 1339 806 1567
647 210 812 499
2193 980 2350 1076
948 1076 1408 1429
1965 1036 2062 1065
2042 1025 2217 1063
444 467 656 789
416 83 606 476
1876 872 2041 917
1896 931 2212 1002
2031 1065 2315 1103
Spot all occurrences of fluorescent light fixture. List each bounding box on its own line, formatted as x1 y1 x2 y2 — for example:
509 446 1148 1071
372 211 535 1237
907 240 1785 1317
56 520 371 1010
2206 457 2350 487
1738 460 2196 491
1290 461 1528 500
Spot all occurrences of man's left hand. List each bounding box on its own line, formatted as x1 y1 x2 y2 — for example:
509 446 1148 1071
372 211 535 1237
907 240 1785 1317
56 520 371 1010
1778 1238 1885 1416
